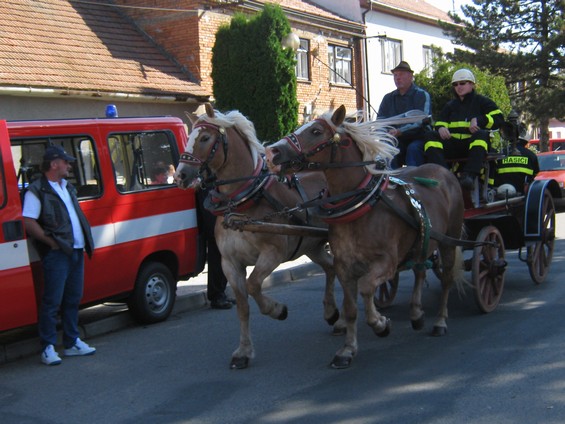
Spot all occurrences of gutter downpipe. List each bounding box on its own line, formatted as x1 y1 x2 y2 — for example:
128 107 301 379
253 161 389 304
362 3 372 121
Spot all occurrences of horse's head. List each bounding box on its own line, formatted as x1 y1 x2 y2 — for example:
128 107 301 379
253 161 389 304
175 103 230 189
175 103 265 190
267 105 348 173
267 105 398 174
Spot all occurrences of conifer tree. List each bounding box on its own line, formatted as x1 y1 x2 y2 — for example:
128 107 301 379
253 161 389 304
442 0 565 151
211 4 298 143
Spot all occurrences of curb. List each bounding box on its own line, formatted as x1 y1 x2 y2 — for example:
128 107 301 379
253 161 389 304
0 262 322 365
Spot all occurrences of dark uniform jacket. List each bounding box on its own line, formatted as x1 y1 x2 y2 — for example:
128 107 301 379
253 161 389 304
434 90 504 139
26 176 94 258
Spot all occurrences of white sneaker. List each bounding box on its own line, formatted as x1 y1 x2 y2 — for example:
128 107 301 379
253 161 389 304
41 345 62 366
64 338 96 357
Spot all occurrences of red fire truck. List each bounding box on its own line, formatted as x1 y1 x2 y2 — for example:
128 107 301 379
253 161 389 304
0 113 199 332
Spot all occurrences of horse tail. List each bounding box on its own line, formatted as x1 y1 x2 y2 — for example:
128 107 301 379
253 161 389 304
452 246 469 296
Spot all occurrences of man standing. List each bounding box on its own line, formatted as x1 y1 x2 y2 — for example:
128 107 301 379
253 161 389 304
378 61 431 168
23 145 96 365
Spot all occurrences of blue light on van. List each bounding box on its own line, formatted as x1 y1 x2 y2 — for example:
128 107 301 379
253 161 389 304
105 104 118 118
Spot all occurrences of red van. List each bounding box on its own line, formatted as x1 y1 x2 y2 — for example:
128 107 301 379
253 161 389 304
0 114 198 332
527 138 565 152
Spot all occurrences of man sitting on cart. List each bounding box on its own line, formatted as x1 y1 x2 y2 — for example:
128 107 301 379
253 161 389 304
494 119 539 197
424 68 505 190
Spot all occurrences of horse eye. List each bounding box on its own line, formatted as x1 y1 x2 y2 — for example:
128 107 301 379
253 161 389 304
312 128 322 136
200 135 210 143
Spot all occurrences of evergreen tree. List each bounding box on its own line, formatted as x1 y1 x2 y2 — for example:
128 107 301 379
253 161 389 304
442 0 565 152
211 4 298 143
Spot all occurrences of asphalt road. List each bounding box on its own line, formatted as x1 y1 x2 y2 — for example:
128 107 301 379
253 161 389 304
0 214 564 424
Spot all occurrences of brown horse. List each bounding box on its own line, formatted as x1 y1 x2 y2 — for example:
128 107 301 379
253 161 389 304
175 104 338 369
268 105 465 368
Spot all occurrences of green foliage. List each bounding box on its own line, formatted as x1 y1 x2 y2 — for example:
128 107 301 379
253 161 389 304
415 52 512 150
414 53 512 119
211 4 298 143
441 0 565 151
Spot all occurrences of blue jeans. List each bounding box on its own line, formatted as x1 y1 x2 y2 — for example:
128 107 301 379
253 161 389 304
391 139 425 169
38 249 85 349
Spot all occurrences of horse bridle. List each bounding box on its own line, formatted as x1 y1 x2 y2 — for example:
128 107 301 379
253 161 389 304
178 121 229 184
281 118 380 171
281 118 349 171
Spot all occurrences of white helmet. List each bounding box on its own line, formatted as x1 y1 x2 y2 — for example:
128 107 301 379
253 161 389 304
452 68 476 84
497 184 517 199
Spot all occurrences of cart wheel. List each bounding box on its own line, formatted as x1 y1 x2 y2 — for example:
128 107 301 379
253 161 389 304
472 225 506 313
374 273 399 309
527 190 555 284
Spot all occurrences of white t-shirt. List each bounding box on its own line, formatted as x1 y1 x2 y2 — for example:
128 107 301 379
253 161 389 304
22 179 86 249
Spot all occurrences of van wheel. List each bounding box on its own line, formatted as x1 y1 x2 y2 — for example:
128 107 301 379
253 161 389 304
128 262 176 324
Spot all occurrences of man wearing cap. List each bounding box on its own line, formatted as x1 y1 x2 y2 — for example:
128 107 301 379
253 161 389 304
378 61 431 168
22 145 95 366
424 68 504 190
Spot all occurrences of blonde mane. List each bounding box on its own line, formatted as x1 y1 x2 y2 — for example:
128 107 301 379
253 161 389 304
198 109 265 166
317 110 399 174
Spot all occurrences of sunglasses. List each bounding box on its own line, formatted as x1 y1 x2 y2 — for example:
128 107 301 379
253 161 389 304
452 81 470 87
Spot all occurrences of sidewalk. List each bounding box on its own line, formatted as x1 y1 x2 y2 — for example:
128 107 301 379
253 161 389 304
0 256 323 365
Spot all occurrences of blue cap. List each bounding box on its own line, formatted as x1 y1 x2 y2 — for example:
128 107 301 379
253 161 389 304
43 146 76 162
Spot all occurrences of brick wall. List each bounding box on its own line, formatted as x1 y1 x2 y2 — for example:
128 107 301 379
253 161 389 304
115 0 360 120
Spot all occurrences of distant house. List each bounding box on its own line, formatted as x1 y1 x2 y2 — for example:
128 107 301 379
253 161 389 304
0 0 457 125
116 0 366 122
360 0 455 119
0 0 210 120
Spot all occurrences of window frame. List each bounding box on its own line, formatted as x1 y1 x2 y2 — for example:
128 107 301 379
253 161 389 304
327 44 352 85
295 38 310 81
380 38 403 74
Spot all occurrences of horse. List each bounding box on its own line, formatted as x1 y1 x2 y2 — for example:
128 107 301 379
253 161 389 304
174 103 338 369
267 105 465 369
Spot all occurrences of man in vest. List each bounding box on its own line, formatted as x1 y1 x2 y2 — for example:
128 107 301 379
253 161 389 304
424 68 504 190
23 145 96 366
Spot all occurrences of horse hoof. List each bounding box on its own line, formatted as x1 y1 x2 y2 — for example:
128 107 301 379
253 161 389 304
411 315 425 331
230 356 249 369
277 305 288 320
327 310 340 326
431 326 447 337
330 355 352 369
332 325 346 336
377 318 391 338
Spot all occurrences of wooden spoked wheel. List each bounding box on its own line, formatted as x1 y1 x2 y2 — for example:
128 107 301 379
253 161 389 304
374 273 399 309
527 190 556 284
472 225 506 313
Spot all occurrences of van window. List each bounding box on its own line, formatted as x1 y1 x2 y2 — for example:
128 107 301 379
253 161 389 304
108 131 177 193
10 136 102 199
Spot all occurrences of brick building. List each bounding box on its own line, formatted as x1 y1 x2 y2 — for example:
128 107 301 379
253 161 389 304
114 0 366 121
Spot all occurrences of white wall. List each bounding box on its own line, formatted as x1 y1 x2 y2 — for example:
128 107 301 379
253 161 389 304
364 11 455 119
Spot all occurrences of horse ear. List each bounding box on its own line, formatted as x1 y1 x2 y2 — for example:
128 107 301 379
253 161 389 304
185 111 198 125
205 103 216 119
332 105 346 126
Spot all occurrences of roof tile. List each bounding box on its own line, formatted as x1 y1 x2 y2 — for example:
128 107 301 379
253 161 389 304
0 0 210 99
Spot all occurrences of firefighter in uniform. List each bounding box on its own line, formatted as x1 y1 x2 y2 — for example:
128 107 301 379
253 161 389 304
424 68 505 190
495 128 539 195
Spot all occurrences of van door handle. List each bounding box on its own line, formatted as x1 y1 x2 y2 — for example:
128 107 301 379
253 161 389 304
3 220 25 241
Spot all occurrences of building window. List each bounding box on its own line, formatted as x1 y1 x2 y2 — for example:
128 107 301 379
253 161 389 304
296 38 310 80
423 46 434 73
380 38 402 74
328 44 352 85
